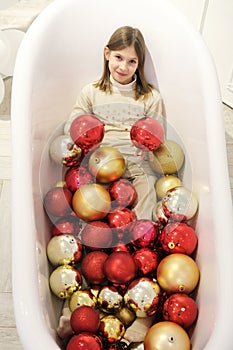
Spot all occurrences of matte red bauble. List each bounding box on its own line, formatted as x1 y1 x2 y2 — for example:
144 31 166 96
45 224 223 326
80 221 113 250
70 305 100 334
81 251 108 284
132 248 158 276
88 146 126 183
70 114 105 151
159 222 198 255
109 179 137 208
66 333 103 350
104 251 137 284
65 165 93 192
44 187 72 217
130 219 158 248
72 183 111 221
163 293 198 328
51 215 82 236
130 117 164 151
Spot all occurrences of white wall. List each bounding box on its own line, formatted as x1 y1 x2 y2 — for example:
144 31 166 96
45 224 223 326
169 0 233 108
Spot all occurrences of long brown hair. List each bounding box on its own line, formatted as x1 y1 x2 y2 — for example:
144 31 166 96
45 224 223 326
94 26 153 100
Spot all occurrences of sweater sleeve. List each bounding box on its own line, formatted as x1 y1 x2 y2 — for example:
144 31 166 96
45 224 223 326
63 84 93 134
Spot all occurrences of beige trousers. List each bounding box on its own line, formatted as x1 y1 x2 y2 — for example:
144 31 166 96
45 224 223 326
122 160 157 220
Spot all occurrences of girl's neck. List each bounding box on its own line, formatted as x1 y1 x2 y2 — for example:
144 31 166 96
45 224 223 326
110 74 136 91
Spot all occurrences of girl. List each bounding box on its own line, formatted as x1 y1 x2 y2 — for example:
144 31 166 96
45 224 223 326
64 26 165 220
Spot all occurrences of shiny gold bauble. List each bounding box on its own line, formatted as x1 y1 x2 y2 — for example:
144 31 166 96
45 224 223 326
115 306 136 328
155 175 182 198
72 183 111 221
157 253 200 294
144 321 190 350
69 289 97 312
149 139 185 174
88 146 126 183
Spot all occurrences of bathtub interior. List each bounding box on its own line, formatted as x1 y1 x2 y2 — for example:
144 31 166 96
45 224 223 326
11 0 233 349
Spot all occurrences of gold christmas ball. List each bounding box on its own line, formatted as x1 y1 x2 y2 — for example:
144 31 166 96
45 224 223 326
144 321 190 350
155 175 182 198
72 183 111 221
115 306 136 328
157 254 200 294
149 139 185 174
88 146 126 183
69 289 97 312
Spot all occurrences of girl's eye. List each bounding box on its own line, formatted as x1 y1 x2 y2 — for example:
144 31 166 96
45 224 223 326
115 55 122 60
130 60 137 64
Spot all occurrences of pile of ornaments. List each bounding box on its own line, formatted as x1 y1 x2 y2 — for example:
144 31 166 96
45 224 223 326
45 114 200 350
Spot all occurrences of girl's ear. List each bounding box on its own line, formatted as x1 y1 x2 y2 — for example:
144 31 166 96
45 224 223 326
104 46 110 60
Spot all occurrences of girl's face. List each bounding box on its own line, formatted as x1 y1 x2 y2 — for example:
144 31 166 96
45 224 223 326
104 45 139 85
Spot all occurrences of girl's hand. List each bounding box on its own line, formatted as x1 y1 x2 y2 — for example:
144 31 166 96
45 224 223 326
134 148 154 161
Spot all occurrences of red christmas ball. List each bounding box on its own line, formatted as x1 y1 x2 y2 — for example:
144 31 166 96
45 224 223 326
130 219 158 248
104 251 137 284
66 333 103 350
51 215 81 236
132 248 158 276
107 208 136 241
163 293 198 328
70 305 100 334
70 114 105 152
80 221 113 250
130 116 164 151
65 165 93 192
109 179 137 208
81 251 108 284
159 222 198 255
43 187 72 217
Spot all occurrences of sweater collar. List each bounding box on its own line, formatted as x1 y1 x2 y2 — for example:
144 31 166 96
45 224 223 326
110 74 137 92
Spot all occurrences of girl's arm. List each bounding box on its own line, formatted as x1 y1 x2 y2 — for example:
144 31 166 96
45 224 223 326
64 84 93 134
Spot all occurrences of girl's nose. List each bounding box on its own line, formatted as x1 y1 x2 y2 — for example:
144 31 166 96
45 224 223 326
119 61 127 71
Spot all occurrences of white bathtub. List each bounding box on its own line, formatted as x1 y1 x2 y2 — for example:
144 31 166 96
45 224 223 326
11 0 233 349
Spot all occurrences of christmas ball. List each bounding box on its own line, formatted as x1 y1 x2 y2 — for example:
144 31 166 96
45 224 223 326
155 175 182 199
49 134 82 167
132 248 158 276
88 146 126 183
70 305 100 334
159 222 198 255
144 321 190 350
80 221 113 250
130 219 158 248
163 293 198 328
109 178 137 208
162 186 198 221
49 265 82 298
69 289 97 312
72 183 111 221
124 277 160 317
130 117 164 151
107 208 136 241
157 254 200 294
47 234 83 266
65 165 93 192
149 139 185 174
81 251 108 284
66 333 103 350
104 251 137 284
44 186 72 217
70 114 105 152
51 215 82 236
152 201 169 228
97 285 123 313
115 306 136 328
99 315 125 343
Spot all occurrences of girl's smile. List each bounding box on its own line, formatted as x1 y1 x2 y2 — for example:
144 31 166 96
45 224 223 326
104 45 139 85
